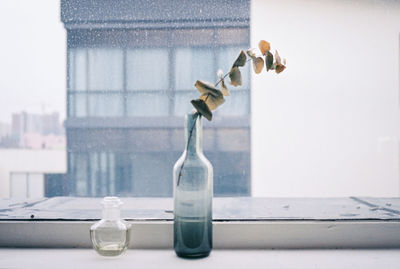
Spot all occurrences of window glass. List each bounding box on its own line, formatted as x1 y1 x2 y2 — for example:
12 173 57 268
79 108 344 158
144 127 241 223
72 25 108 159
88 152 117 196
217 91 249 116
3 0 400 201
174 91 198 116
74 93 87 117
74 153 88 196
1 1 255 200
175 48 215 90
69 48 87 91
89 152 98 196
109 153 116 195
130 153 173 197
127 93 169 117
126 49 169 91
88 93 123 117
67 93 74 117
97 152 107 196
88 49 123 91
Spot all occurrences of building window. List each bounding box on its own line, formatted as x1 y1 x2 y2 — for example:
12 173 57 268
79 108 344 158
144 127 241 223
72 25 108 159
61 0 251 198
66 29 251 197
175 48 215 90
126 48 169 91
88 49 124 91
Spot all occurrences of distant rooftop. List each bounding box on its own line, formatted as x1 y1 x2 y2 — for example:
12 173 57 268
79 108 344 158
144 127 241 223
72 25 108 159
61 0 250 29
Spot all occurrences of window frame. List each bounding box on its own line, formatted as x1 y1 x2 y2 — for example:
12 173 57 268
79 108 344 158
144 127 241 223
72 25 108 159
0 196 399 248
3 1 397 249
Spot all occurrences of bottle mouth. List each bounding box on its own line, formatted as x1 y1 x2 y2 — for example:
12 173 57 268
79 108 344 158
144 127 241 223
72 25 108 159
101 196 123 208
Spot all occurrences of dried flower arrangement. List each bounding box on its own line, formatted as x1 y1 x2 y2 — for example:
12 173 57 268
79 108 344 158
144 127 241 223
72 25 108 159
190 40 286 121
176 40 286 186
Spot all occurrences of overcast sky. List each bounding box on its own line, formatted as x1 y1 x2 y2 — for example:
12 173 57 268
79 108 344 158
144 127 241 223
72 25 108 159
251 0 400 196
0 0 66 124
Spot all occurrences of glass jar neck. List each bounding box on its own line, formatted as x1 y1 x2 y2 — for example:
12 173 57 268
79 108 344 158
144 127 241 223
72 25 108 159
101 197 122 220
102 207 120 220
184 113 202 155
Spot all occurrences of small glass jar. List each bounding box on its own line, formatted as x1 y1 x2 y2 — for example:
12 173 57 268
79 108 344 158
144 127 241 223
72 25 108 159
90 197 130 256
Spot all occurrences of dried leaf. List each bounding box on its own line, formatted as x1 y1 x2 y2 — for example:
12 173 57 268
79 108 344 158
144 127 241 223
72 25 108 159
283 58 287 65
274 50 286 74
232 50 247 67
252 57 264 74
275 64 286 74
258 40 271 55
246 49 264 74
200 93 225 111
220 79 229 96
191 99 212 121
246 49 256 58
195 80 222 98
266 51 274 71
217 69 229 96
275 50 282 65
229 66 242 87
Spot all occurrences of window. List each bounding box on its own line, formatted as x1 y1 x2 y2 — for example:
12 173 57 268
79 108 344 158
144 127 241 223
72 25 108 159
88 49 123 91
127 48 170 117
0 0 400 252
68 48 125 117
1 0 400 199
126 49 169 91
65 25 251 197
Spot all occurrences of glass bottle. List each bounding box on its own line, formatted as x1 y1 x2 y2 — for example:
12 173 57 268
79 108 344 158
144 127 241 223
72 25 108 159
173 112 213 258
90 197 130 256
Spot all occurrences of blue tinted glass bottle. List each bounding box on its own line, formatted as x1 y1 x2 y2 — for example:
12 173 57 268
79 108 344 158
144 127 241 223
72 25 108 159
173 112 213 258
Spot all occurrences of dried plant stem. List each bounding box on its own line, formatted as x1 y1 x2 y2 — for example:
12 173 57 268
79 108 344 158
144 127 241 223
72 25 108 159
214 59 252 87
214 72 230 87
177 45 284 187
176 94 211 186
178 59 249 186
176 114 197 186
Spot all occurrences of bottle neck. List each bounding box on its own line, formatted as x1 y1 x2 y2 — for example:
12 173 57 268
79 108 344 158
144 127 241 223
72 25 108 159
102 207 120 220
184 113 202 155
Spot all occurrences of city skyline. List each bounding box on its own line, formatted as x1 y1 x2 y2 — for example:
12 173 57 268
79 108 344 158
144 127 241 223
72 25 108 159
0 108 65 124
0 110 65 149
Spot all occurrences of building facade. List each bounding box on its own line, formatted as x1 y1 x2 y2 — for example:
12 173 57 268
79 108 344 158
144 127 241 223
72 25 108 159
0 149 67 198
61 0 251 197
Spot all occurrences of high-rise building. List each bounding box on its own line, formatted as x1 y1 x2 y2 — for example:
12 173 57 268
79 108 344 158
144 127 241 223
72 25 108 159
0 122 14 148
61 0 251 197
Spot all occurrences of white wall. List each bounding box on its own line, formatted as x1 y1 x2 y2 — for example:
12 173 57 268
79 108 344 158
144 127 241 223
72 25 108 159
0 149 66 198
251 0 400 197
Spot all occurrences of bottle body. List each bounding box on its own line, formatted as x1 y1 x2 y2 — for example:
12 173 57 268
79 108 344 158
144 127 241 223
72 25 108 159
173 113 213 258
90 219 129 256
90 197 129 257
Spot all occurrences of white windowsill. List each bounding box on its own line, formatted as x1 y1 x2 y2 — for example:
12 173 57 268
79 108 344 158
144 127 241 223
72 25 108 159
0 197 399 248
1 249 400 269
